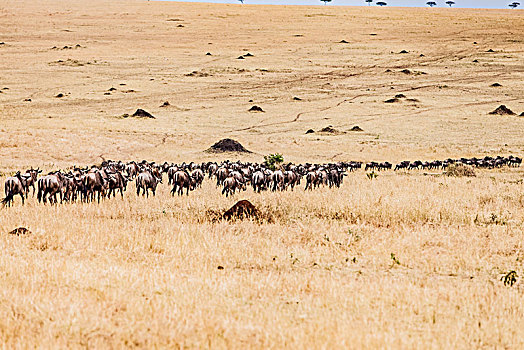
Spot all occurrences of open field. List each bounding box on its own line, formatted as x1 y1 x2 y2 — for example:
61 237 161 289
0 0 523 348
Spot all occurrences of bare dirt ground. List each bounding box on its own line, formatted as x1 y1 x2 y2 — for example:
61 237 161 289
0 1 523 348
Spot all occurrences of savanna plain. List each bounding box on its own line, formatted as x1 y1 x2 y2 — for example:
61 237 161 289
0 0 523 348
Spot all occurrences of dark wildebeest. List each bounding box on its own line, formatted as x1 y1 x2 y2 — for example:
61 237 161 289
171 170 192 196
125 161 140 179
167 165 179 185
2 172 30 207
252 170 266 193
37 172 65 204
136 170 162 197
215 167 229 187
107 172 128 198
191 169 205 189
83 170 106 203
22 168 42 198
271 170 285 191
284 170 300 191
222 176 245 197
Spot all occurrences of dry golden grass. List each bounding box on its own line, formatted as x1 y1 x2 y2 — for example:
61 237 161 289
0 0 523 348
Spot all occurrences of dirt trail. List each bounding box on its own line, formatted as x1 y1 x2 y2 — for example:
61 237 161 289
231 94 367 133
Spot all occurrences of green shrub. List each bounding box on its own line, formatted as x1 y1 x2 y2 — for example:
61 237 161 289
264 153 284 171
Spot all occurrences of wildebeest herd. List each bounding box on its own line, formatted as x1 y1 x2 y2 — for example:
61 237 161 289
1 155 521 207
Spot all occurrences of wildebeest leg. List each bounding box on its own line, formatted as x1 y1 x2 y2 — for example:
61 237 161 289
20 193 25 205
136 186 141 196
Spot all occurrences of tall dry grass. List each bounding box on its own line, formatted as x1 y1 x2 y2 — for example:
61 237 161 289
0 170 523 348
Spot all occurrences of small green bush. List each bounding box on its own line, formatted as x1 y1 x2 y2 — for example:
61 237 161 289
264 153 284 171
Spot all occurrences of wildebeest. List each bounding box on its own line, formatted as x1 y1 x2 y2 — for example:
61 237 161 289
2 172 30 206
107 171 128 198
191 169 205 188
21 168 41 197
171 170 193 196
252 170 266 193
271 170 285 191
222 176 245 197
37 171 65 204
125 161 140 179
136 170 162 197
83 169 106 203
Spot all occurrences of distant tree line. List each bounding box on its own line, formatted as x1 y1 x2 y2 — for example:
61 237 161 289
235 0 519 9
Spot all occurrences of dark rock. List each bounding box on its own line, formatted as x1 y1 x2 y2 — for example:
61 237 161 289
319 126 345 134
384 98 400 103
339 40 349 43
395 94 406 98
305 129 315 134
489 105 515 116
293 97 302 101
8 227 31 236
160 101 170 107
248 105 264 112
243 52 254 57
223 200 259 220
207 139 251 153
108 87 117 91
24 98 31 102
55 93 64 98
350 126 363 132
399 50 409 54
206 52 212 55
473 59 479 63
400 69 411 74
217 265 224 270
237 56 245 59
490 83 502 87
487 49 495 52
131 109 156 118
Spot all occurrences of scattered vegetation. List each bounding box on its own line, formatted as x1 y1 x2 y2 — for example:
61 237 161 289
263 153 284 170
444 164 476 177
